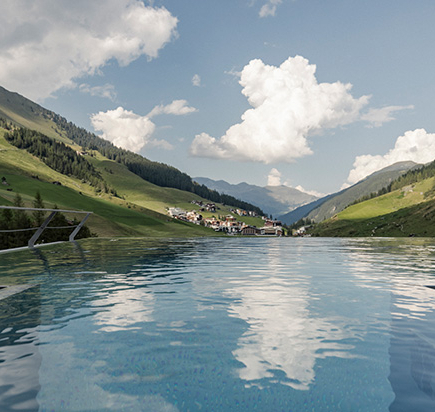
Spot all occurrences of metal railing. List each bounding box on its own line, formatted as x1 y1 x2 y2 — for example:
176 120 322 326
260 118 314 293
0 206 92 248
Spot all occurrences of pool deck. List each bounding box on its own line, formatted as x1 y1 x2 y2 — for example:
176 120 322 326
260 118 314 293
0 284 37 301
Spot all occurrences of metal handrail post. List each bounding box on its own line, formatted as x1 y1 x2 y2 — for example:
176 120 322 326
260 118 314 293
28 211 57 248
0 206 93 250
69 213 91 241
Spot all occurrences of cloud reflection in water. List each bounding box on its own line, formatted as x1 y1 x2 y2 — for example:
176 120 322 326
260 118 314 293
227 276 356 390
226 242 358 390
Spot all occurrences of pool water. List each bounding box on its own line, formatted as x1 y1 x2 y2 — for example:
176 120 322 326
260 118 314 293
0 237 435 411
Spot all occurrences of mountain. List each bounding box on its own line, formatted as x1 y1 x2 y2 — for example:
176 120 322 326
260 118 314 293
279 195 335 225
0 86 265 240
279 161 420 225
310 162 435 237
0 86 263 216
193 177 318 217
0 130 214 238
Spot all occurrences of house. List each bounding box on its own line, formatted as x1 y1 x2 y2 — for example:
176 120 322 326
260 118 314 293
260 227 283 236
232 208 249 217
294 226 311 236
226 222 241 234
204 217 222 230
205 203 216 212
241 226 259 236
186 211 202 224
295 226 306 236
168 207 186 218
264 219 282 227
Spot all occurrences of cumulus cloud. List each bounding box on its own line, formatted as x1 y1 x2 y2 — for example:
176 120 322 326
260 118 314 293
361 105 414 128
345 129 435 185
0 0 178 101
147 139 174 151
267 168 282 186
259 0 283 17
91 100 196 153
91 107 157 153
191 55 370 163
267 168 324 196
147 100 197 118
192 74 201 87
79 83 117 101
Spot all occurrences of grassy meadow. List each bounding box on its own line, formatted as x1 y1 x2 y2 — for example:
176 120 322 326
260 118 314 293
310 178 435 237
0 128 264 239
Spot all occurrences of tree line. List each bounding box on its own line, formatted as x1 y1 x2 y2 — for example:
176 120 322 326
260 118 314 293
0 191 92 250
4 127 117 196
388 160 435 192
286 217 314 231
350 160 435 207
0 117 12 130
50 114 264 215
1 114 264 214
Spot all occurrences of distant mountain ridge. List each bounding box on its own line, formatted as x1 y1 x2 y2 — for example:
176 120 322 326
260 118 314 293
194 177 318 217
279 161 421 224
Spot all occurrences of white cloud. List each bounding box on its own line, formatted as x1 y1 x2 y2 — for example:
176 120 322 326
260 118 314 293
294 185 325 198
91 107 157 153
148 139 174 150
147 100 197 118
224 67 242 78
259 0 283 17
0 0 178 101
267 168 282 186
91 100 195 152
264 41 279 48
345 128 435 185
361 105 414 128
192 74 201 87
191 56 370 163
267 168 324 196
79 83 117 101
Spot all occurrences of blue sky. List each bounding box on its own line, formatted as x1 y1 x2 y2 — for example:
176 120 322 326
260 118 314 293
1 0 435 195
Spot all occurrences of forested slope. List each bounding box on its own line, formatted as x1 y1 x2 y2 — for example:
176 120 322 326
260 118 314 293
0 86 263 215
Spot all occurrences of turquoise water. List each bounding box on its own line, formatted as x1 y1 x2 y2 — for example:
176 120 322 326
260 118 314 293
0 237 435 411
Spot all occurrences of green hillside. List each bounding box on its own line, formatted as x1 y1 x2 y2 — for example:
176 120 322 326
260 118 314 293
305 161 419 223
0 132 218 238
279 161 419 225
0 85 268 243
310 176 435 237
0 86 263 216
0 86 71 143
0 127 263 239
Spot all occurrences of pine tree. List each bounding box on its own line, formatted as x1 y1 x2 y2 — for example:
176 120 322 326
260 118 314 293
12 193 31 247
32 191 46 226
12 193 30 229
0 208 13 249
44 204 70 243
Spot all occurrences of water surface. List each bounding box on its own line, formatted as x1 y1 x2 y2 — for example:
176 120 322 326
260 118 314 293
0 237 434 411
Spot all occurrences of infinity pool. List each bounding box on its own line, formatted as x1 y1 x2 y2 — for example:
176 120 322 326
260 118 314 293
1 237 435 411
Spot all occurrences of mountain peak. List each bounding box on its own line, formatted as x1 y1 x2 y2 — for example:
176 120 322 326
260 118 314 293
194 177 318 216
